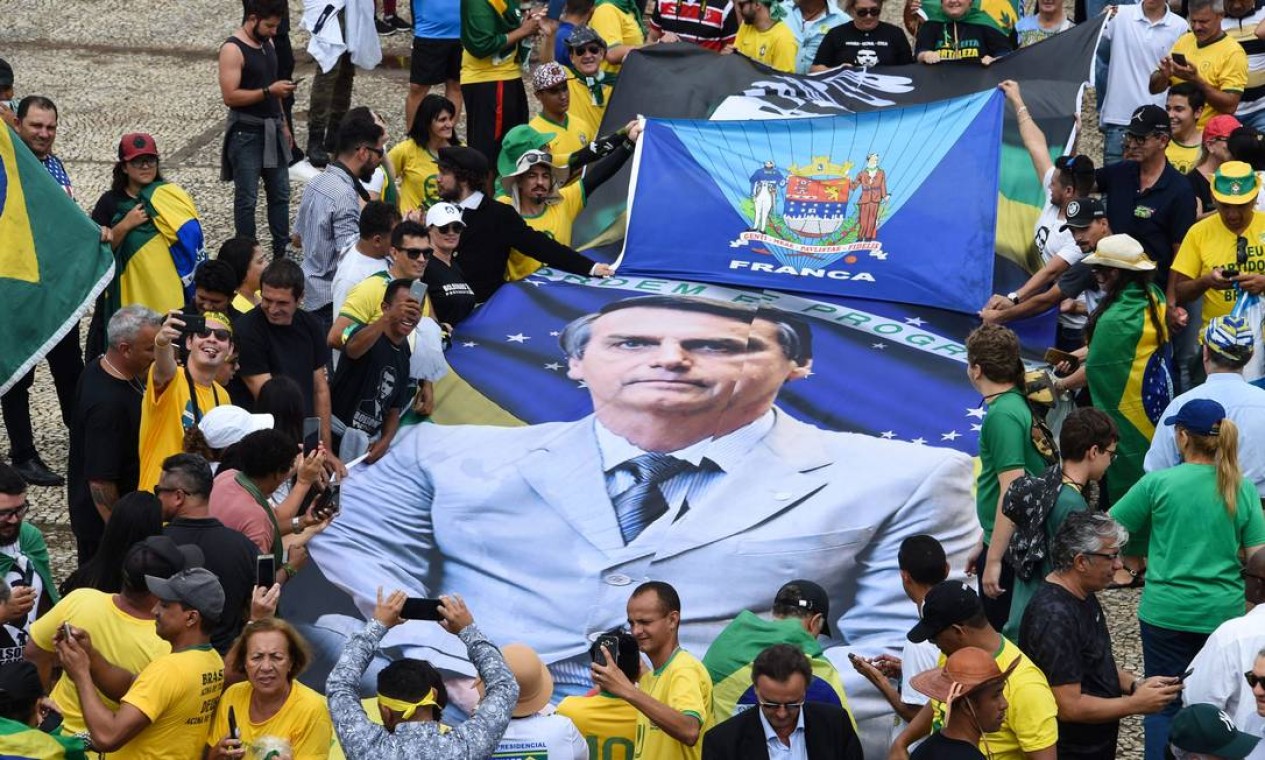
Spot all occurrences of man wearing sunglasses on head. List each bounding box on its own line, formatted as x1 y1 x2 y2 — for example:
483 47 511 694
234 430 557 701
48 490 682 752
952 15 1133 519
1184 550 1265 760
434 145 614 303
138 310 232 492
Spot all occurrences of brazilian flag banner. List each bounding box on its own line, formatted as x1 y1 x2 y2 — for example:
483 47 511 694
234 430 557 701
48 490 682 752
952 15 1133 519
0 125 113 395
0 715 88 759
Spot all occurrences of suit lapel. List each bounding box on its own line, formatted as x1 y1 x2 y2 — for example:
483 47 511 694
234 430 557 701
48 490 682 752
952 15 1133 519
653 413 834 560
739 709 774 760
516 416 628 556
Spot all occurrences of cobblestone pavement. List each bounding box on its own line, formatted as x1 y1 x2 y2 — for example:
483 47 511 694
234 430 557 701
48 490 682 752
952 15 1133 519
2 4 1144 756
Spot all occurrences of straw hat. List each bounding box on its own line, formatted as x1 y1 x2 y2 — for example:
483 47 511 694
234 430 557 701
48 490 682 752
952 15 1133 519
503 644 554 717
1081 234 1157 272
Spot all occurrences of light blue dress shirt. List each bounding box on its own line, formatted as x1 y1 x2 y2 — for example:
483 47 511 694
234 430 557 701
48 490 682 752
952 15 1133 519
759 706 808 760
780 0 850 72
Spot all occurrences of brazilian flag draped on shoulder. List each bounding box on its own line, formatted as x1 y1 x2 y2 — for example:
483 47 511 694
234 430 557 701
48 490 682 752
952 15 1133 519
0 125 112 395
921 0 1021 34
702 611 853 727
100 179 204 322
0 715 88 759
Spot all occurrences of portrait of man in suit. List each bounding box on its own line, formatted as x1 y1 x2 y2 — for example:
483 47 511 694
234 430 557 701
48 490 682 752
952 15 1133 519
294 293 979 756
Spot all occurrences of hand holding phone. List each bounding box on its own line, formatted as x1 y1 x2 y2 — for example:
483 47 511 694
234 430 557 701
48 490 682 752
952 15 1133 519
256 555 276 588
228 705 240 740
179 312 206 336
400 598 445 620
1172 52 1188 66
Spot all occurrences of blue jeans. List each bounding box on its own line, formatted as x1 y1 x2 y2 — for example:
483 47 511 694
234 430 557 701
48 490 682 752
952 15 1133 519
1101 125 1127 166
226 126 290 257
1140 621 1209 759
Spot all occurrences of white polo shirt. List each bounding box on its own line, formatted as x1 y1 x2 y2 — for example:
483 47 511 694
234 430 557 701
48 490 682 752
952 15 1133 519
1183 605 1265 760
1100 4 1189 127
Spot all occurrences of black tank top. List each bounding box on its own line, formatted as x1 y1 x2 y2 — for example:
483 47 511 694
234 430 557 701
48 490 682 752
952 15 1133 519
224 35 279 120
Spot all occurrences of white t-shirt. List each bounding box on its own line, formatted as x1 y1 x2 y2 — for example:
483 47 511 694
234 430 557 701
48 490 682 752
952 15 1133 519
1034 168 1084 267
331 244 390 321
1100 4 1189 127
492 710 588 760
889 639 941 750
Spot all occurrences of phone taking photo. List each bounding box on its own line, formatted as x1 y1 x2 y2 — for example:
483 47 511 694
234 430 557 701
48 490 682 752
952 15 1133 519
400 598 445 621
256 555 276 588
228 705 240 740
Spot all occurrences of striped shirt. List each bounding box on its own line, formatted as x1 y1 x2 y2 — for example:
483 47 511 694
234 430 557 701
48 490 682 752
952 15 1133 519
1224 3 1265 118
294 166 363 311
649 0 739 50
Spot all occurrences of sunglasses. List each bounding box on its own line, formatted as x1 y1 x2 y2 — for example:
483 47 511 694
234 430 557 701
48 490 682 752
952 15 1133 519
1246 671 1265 689
758 699 806 712
521 149 554 166
853 7 881 16
572 44 604 55
1084 550 1121 562
195 328 233 342
152 485 184 498
362 144 385 157
434 223 465 234
128 156 158 168
400 246 432 260
0 502 29 521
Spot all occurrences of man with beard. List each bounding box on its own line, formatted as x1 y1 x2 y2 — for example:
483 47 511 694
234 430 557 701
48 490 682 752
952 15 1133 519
295 108 384 336
218 0 295 260
0 465 56 666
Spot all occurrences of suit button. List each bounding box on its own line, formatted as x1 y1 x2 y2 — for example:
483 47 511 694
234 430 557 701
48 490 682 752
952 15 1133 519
604 574 632 586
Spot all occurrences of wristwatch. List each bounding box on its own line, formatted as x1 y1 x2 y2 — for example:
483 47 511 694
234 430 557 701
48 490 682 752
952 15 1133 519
1006 291 1021 305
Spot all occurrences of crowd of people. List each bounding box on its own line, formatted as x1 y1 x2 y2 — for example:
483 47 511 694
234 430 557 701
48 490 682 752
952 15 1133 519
5 0 1265 754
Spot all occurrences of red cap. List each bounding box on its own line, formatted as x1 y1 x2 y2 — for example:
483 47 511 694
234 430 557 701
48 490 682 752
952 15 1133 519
1204 115 1242 143
118 132 159 161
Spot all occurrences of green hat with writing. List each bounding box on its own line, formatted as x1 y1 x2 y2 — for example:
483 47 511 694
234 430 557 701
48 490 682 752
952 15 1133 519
1212 161 1260 205
497 124 567 194
1171 704 1261 758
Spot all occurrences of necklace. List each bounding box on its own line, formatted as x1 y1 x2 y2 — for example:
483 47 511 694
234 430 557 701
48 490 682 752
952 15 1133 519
101 356 145 396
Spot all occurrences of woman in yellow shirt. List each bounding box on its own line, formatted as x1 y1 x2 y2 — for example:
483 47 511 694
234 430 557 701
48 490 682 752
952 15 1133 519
207 618 333 759
389 95 460 215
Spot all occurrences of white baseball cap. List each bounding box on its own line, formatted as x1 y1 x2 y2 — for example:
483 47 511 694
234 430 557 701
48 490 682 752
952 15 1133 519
426 202 466 229
197 406 274 449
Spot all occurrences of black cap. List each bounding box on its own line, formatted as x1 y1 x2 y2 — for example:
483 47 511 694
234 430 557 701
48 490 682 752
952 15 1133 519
0 661 44 708
138 535 204 574
774 579 831 636
437 146 490 179
907 581 982 643
1060 197 1106 231
0 58 11 89
1126 104 1171 136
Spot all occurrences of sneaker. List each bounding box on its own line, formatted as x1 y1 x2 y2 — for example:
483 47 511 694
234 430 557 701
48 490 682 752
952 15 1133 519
385 13 411 30
375 16 396 34
13 455 64 487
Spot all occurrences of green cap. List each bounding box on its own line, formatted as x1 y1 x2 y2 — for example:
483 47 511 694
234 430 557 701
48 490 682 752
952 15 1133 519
497 124 567 193
1170 704 1261 758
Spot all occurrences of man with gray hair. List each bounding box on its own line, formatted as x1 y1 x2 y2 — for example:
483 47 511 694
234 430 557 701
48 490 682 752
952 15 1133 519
1183 550 1265 758
1019 512 1183 758
301 293 979 758
67 305 163 563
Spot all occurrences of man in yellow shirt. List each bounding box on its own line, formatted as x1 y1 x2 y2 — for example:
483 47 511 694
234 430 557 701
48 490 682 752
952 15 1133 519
25 536 197 738
729 0 799 72
530 62 596 165
891 581 1059 760
138 311 231 491
1150 0 1248 130
558 630 640 760
592 582 713 760
565 27 617 132
1165 82 1206 173
1172 160 1265 333
591 0 662 71
460 0 542 165
56 567 226 760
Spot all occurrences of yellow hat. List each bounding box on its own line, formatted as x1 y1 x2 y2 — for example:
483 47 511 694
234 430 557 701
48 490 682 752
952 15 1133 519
1211 161 1260 205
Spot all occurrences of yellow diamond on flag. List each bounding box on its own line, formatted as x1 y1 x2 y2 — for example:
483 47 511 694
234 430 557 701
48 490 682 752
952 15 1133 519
0 127 39 284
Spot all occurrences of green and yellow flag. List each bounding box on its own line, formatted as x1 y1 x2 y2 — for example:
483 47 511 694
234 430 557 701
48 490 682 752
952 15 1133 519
0 715 88 759
0 124 112 395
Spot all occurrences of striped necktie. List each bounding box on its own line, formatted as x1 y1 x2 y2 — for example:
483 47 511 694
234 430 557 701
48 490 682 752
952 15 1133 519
612 453 694 545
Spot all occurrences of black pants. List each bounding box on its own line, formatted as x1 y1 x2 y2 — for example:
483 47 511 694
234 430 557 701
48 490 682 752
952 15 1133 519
461 78 529 168
2 329 83 462
976 543 1014 633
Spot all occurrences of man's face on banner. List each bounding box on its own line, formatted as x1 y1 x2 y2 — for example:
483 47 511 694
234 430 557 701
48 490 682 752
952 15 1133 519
568 307 809 425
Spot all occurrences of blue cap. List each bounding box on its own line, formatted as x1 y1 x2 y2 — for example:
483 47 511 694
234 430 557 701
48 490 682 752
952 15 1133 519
1163 398 1226 437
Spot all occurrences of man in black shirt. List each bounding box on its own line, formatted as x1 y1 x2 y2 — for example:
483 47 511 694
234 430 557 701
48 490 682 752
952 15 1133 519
434 146 613 301
1019 512 1182 759
914 0 1013 64
811 0 912 69
331 279 417 463
67 306 163 564
233 259 343 472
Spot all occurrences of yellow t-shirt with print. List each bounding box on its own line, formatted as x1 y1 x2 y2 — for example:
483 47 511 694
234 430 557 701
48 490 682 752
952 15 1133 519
931 638 1059 760
529 112 596 167
1169 32 1249 129
138 364 228 491
1172 210 1265 330
590 3 645 72
1166 138 1201 174
633 648 712 760
29 589 171 739
735 21 800 73
340 271 434 327
498 183 588 280
388 140 443 213
568 77 613 135
207 680 332 759
558 693 638 760
460 47 520 84
114 646 225 760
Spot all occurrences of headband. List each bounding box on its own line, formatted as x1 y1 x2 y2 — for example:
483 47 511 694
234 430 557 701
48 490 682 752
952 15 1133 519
378 688 439 719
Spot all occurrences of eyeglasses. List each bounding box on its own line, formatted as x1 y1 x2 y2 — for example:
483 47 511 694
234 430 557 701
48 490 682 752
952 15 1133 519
362 145 384 157
128 156 158 168
758 699 806 712
152 485 184 498
1104 446 1119 462
1084 550 1122 562
0 503 29 521
195 328 233 342
400 247 432 260
853 7 881 16
1246 671 1265 689
572 44 604 55
1122 133 1158 144
434 223 464 234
